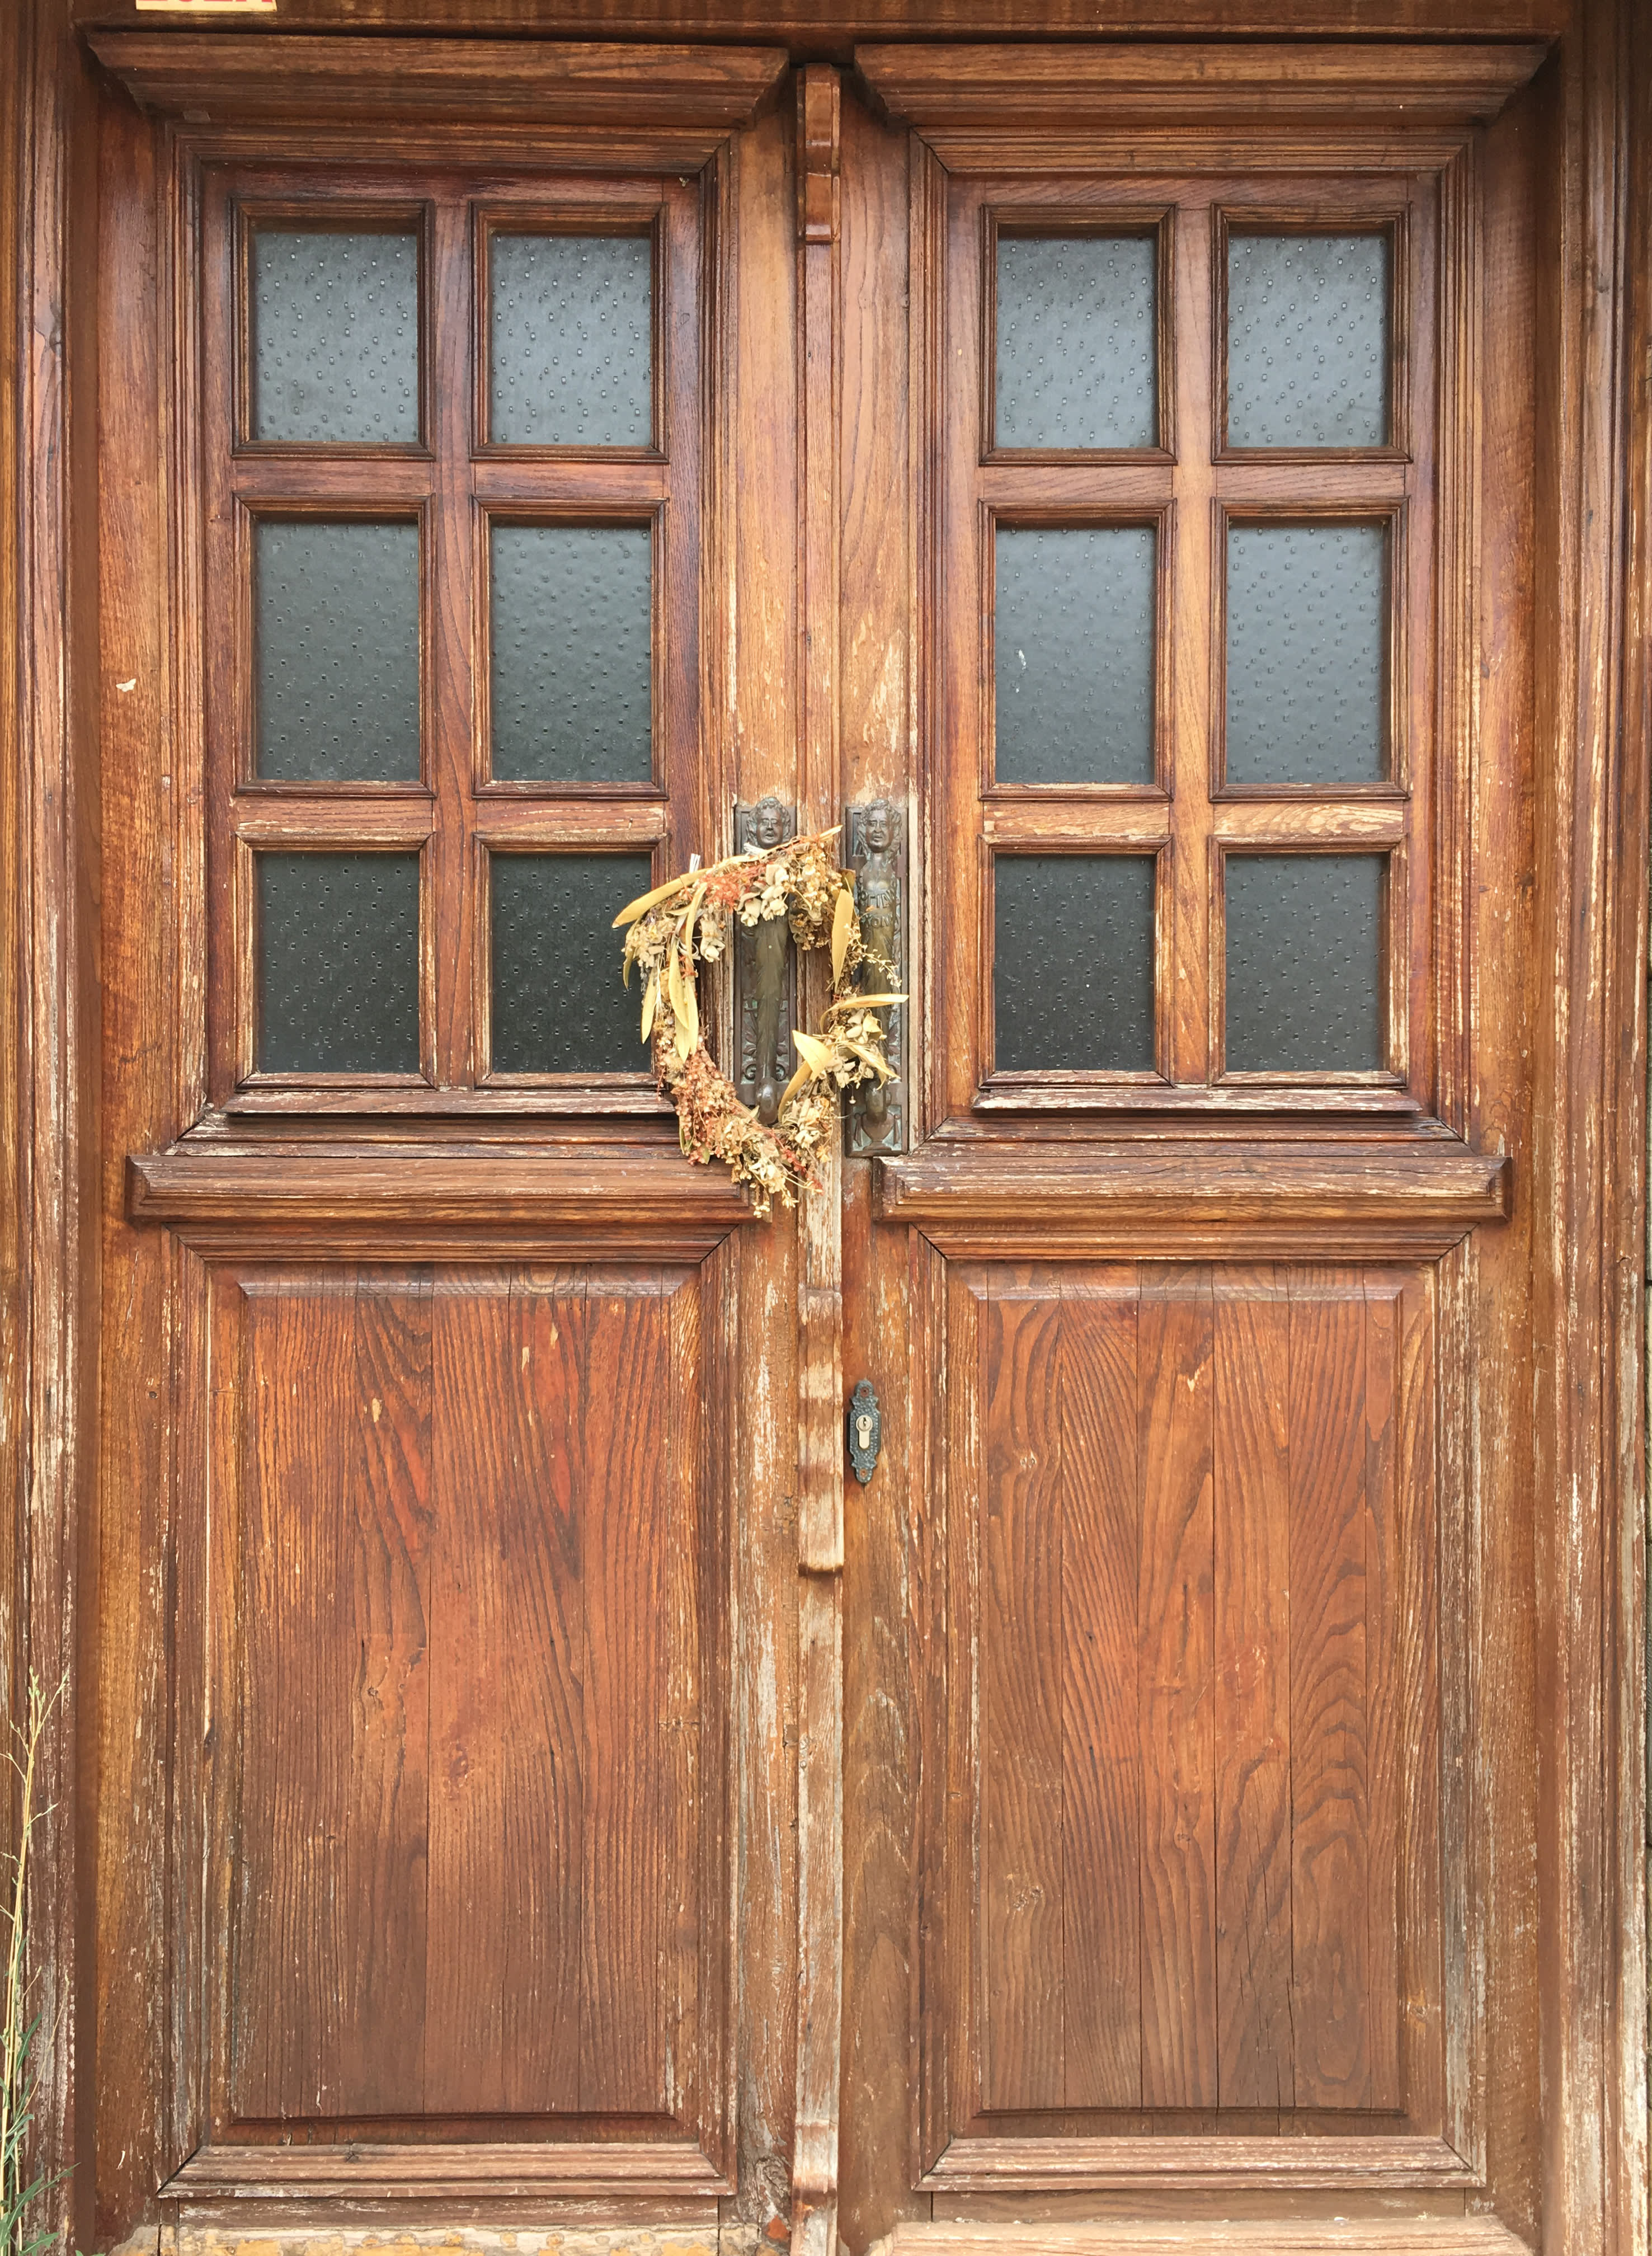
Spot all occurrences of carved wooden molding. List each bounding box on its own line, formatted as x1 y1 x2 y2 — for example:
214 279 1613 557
128 1144 750 1259
164 2141 731 2207
921 2133 1475 2195
855 40 1549 129
876 1138 1510 1259
86 31 789 129
798 63 840 244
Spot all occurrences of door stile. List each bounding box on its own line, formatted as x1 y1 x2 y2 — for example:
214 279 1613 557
793 63 845 2256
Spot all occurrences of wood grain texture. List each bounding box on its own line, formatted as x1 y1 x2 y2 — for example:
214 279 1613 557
1058 1290 1142 2110
870 2220 1533 2254
979 1295 1066 2111
1136 1268 1218 2112
87 32 789 128
202 1262 719 2154
1212 1268 1293 2111
938 1262 1427 2173
855 41 1550 126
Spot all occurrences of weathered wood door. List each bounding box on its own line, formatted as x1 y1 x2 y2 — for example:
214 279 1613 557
63 14 1644 2256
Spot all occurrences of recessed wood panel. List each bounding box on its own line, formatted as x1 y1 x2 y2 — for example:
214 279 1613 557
950 1260 1433 2149
214 1261 718 2145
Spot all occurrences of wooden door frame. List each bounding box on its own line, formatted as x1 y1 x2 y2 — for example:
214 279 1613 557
3 4 1648 2254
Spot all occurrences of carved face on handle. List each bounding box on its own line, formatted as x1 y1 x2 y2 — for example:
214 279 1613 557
748 795 789 850
862 799 893 853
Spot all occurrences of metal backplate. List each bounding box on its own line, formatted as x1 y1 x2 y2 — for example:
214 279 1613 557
843 798 906 1154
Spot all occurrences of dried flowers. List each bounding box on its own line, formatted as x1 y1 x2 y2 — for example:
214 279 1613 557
613 826 903 1216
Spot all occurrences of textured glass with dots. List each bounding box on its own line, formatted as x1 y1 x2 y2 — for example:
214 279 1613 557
249 229 419 446
256 850 421 1074
1224 853 1383 1073
490 525 652 782
254 520 420 782
1226 524 1387 787
994 234 1157 452
994 853 1156 1072
490 234 652 447
491 852 651 1074
1226 232 1390 450
995 526 1156 785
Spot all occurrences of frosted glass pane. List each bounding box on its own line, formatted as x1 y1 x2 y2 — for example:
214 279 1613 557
491 852 651 1074
995 236 1157 451
257 851 420 1074
1225 853 1382 1073
995 854 1155 1072
491 234 652 446
1227 232 1390 449
1226 524 1386 787
255 520 420 782
250 229 418 445
491 525 652 783
995 527 1155 785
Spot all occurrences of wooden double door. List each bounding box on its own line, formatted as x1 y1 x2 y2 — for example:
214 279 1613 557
69 16 1642 2256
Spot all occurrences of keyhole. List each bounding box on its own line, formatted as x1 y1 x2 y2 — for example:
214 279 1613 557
855 1414 873 1450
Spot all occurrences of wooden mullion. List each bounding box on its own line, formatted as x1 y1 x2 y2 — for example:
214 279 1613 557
1168 200 1214 1088
427 189 475 1090
232 796 435 845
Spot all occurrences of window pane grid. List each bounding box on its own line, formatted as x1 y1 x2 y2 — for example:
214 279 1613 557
213 177 683 1102
973 185 1420 1101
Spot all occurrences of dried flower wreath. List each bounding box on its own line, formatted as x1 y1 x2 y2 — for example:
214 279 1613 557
614 825 903 1216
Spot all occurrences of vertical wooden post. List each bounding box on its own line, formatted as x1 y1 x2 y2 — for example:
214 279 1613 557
793 60 843 2256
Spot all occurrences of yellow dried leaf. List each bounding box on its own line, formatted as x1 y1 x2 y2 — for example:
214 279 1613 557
641 972 658 1044
678 956 699 1052
839 991 907 1010
791 1028 835 1077
667 945 690 1026
831 886 855 983
777 1058 814 1117
613 872 695 928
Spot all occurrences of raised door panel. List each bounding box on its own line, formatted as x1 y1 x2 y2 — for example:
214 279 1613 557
925 1258 1446 2188
177 1256 728 2194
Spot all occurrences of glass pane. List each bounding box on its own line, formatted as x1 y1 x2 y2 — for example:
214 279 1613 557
491 852 652 1074
995 235 1157 451
995 526 1155 785
1226 524 1386 787
490 525 652 783
255 520 420 782
1226 231 1390 449
256 850 420 1074
250 228 418 445
491 233 652 446
994 853 1155 1073
1225 853 1383 1073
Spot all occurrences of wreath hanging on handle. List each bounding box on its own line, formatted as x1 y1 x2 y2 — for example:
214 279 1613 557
614 825 903 1216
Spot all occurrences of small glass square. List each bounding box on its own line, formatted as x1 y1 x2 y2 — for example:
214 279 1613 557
1225 524 1387 788
256 850 421 1075
490 525 652 783
491 852 652 1074
1224 853 1383 1074
490 233 652 447
995 234 1157 452
249 227 419 445
994 853 1156 1073
254 520 420 782
1226 231 1390 450
995 526 1156 786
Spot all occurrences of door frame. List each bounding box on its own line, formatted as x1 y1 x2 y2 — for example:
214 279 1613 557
3 4 1648 2254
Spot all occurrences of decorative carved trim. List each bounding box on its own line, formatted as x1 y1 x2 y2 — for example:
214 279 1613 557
920 2132 1477 2193
128 1144 750 1259
876 1138 1510 1259
854 40 1549 129
86 31 788 129
798 63 840 245
164 2142 732 2207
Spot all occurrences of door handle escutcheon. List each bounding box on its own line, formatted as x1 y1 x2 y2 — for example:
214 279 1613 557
847 1378 881 1485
